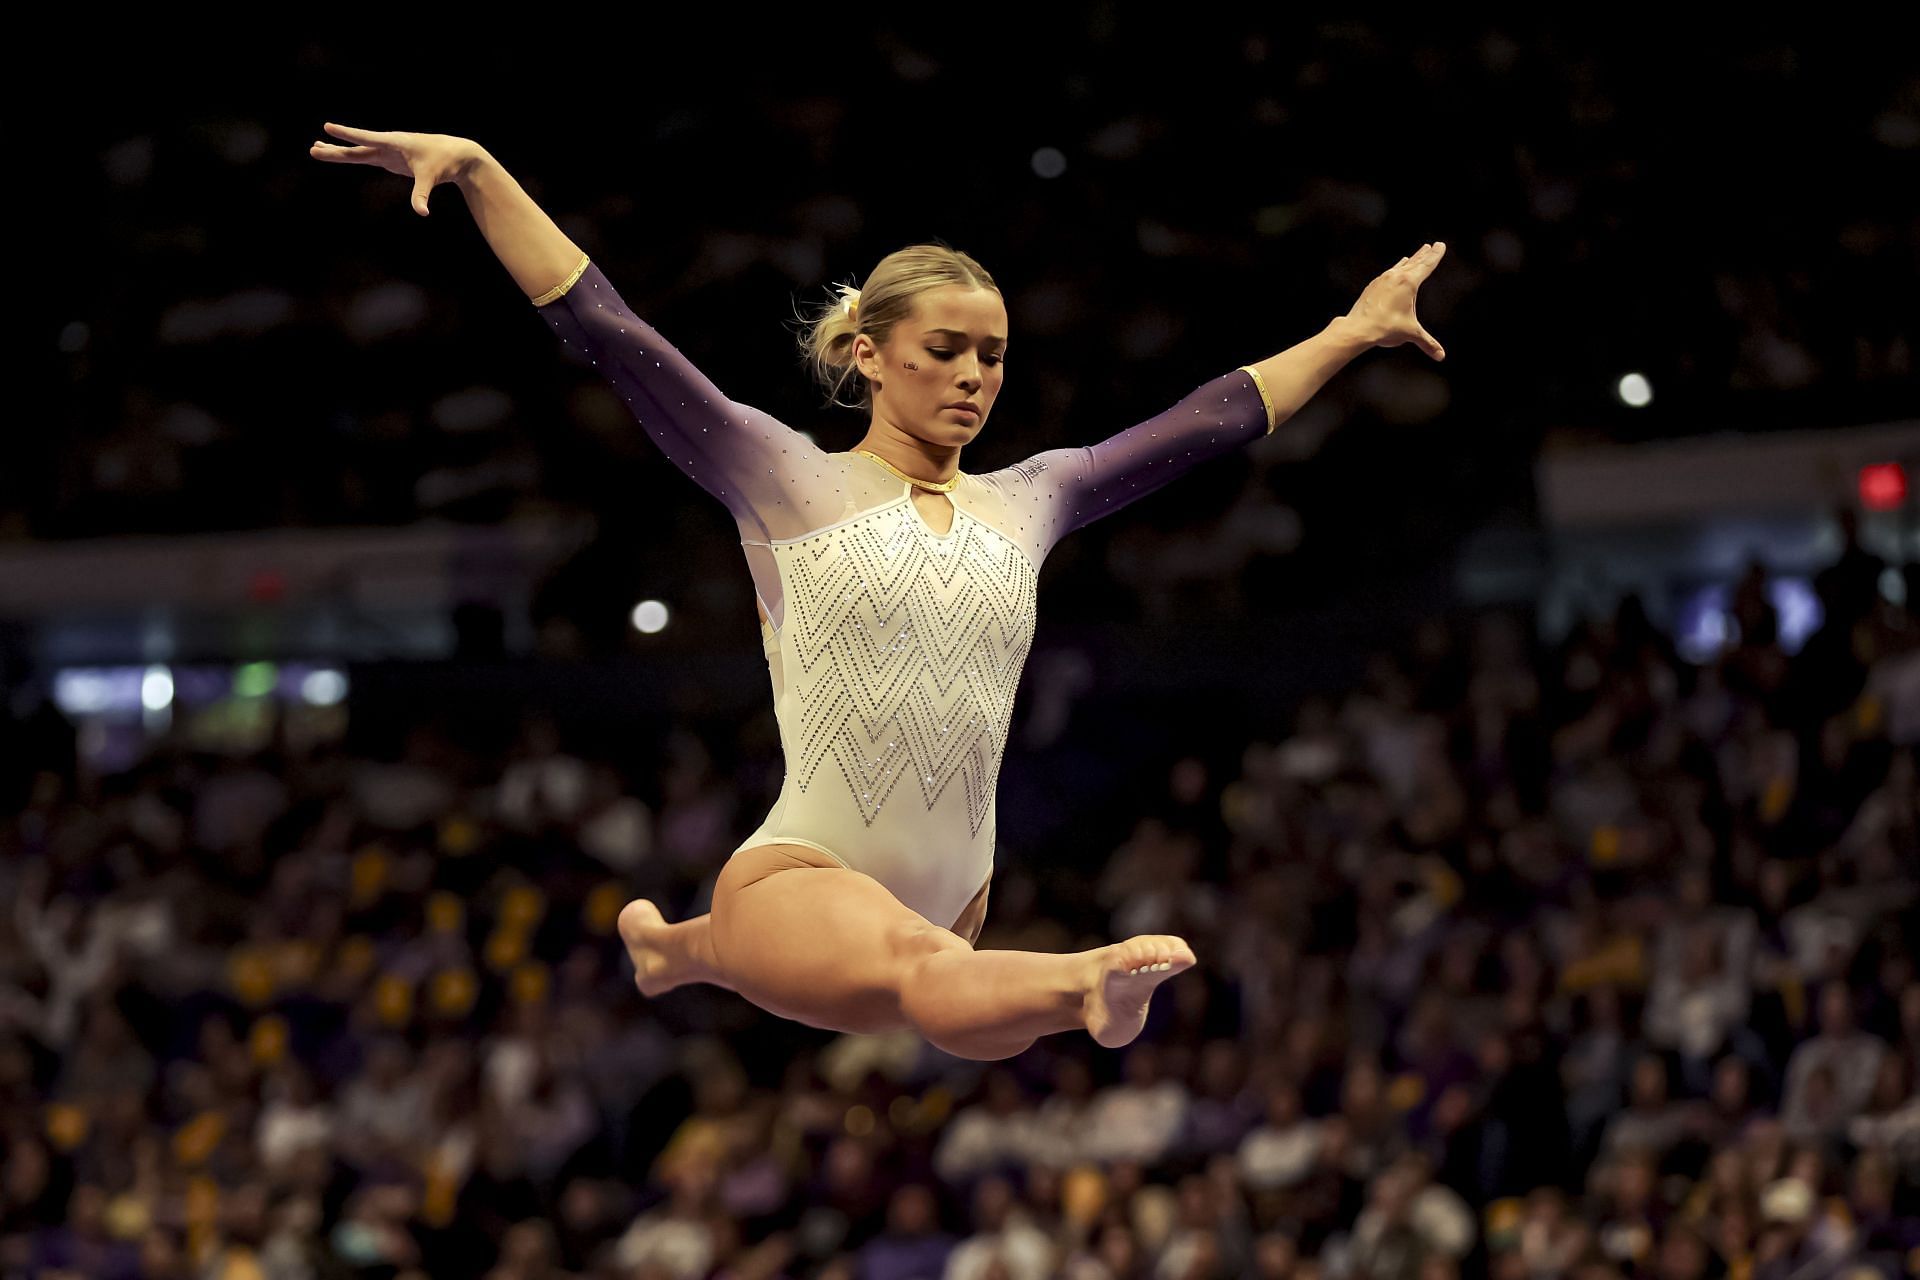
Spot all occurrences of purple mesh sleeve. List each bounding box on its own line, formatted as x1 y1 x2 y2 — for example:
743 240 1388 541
1001 366 1276 560
532 257 829 540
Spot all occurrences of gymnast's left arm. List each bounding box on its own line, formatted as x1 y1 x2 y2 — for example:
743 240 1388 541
1008 240 1449 556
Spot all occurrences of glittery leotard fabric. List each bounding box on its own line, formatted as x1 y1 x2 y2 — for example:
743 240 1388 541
535 255 1274 928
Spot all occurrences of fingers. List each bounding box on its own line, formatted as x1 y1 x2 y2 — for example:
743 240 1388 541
309 141 369 161
1411 240 1446 281
322 122 384 142
1413 244 1445 358
1389 243 1445 282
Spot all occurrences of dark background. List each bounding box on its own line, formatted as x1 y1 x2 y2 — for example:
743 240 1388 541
21 21 1914 637
2 21 1917 1280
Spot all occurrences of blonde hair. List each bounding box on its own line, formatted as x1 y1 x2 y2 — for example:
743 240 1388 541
796 240 1001 412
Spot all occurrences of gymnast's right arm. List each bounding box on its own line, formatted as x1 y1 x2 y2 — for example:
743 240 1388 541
311 124 824 526
452 147 822 527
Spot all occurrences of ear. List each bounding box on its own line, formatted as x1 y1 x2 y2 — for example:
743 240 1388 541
854 333 881 383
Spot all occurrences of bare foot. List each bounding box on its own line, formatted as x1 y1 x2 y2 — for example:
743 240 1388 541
617 899 681 997
1081 935 1197 1048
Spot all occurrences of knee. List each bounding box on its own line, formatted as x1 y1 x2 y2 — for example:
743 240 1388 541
896 931 970 1007
892 918 969 969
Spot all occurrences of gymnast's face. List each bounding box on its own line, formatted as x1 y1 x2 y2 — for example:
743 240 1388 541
860 284 1008 446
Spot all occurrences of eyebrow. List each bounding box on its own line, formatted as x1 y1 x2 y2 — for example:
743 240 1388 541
923 328 1008 346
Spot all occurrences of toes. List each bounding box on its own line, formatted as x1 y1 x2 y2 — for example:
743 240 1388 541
616 903 643 941
1110 935 1198 977
617 903 669 958
1119 937 1193 974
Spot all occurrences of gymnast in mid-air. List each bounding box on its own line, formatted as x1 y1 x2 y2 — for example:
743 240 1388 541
312 122 1447 1060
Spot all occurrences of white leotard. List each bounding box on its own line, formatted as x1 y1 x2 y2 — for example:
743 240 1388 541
534 254 1276 927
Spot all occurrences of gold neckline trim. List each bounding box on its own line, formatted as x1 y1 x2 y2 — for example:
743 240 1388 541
853 448 962 492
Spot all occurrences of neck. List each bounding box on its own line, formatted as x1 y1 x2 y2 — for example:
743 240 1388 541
851 425 962 486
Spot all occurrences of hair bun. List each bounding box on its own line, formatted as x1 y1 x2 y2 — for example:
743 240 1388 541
802 244 996 412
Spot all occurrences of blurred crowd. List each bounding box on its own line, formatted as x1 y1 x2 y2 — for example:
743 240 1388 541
4 509 1920 1280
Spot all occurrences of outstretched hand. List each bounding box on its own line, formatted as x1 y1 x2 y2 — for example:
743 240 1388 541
308 122 485 217
1344 241 1448 361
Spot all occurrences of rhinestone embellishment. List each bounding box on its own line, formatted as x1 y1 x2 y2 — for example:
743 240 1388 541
770 505 1037 834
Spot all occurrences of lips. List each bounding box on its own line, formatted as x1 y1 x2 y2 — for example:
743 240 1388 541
946 404 981 416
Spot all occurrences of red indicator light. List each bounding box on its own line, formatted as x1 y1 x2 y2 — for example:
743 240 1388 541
1859 463 1907 511
248 569 288 602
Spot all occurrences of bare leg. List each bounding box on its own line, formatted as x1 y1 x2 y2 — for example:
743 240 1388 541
618 901 731 996
621 871 987 995
907 936 1198 1053
619 845 1195 1059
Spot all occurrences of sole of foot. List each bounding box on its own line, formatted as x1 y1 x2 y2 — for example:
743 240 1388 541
1082 934 1196 1048
617 899 677 997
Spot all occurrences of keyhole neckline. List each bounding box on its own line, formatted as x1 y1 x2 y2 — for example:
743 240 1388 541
903 481 961 540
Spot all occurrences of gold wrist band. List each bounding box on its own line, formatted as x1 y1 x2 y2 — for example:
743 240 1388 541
531 252 591 307
1237 365 1278 435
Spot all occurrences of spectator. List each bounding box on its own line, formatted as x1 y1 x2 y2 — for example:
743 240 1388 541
944 1173 1056 1280
2 543 1919 1276
1782 982 1887 1135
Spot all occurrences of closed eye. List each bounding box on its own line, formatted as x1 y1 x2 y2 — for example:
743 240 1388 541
928 348 1004 366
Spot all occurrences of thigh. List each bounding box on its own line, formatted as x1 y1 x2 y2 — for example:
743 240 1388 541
709 843 968 1035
